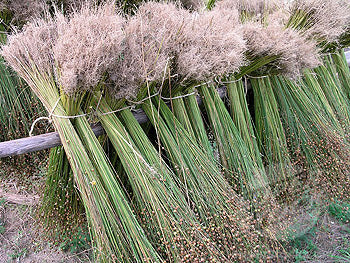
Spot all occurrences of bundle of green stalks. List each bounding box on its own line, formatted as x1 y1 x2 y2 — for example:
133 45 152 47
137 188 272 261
212 0 349 194
270 74 350 202
250 77 296 196
0 2 81 235
319 54 350 133
1 10 165 262
141 96 277 261
166 80 288 245
94 95 221 262
39 145 84 240
0 13 44 142
204 0 319 200
302 68 347 138
223 78 291 220
168 89 215 161
199 84 271 196
167 0 277 207
0 56 44 141
290 61 350 196
328 50 350 99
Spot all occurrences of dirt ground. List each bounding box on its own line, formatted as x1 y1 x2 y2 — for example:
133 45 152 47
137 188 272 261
0 201 90 263
0 159 90 263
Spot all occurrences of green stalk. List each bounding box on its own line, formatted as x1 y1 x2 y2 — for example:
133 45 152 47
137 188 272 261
227 78 264 170
302 69 345 136
184 91 215 160
313 64 350 132
169 88 214 160
330 50 350 98
0 56 43 141
171 94 196 138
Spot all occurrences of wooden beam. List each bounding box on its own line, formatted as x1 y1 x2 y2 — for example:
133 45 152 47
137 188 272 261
0 111 151 158
0 124 105 158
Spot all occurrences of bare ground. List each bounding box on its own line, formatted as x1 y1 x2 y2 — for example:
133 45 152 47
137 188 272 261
0 201 91 263
0 160 90 263
303 214 350 262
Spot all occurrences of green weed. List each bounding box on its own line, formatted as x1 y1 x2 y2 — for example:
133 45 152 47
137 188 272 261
328 201 350 224
9 248 28 260
59 226 91 254
332 247 350 262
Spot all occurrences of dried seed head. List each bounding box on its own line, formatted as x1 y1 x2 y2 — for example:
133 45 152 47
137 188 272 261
176 8 246 80
243 22 320 77
267 9 290 26
62 0 112 14
53 3 125 94
109 1 190 99
290 0 350 43
1 18 57 77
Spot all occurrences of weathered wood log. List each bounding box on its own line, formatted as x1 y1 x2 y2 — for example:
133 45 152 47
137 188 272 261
0 111 148 158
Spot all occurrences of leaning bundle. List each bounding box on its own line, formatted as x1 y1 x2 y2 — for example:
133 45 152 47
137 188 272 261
173 4 277 209
56 2 220 261
287 0 350 51
328 50 350 99
270 74 350 202
1 8 161 262
142 98 266 261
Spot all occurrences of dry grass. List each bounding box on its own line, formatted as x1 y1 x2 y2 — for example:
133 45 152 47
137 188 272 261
0 201 90 263
286 213 350 262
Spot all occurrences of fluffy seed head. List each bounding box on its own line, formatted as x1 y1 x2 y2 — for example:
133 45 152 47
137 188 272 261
109 2 190 99
290 0 350 43
176 8 246 80
243 22 320 77
1 18 57 77
53 3 125 95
